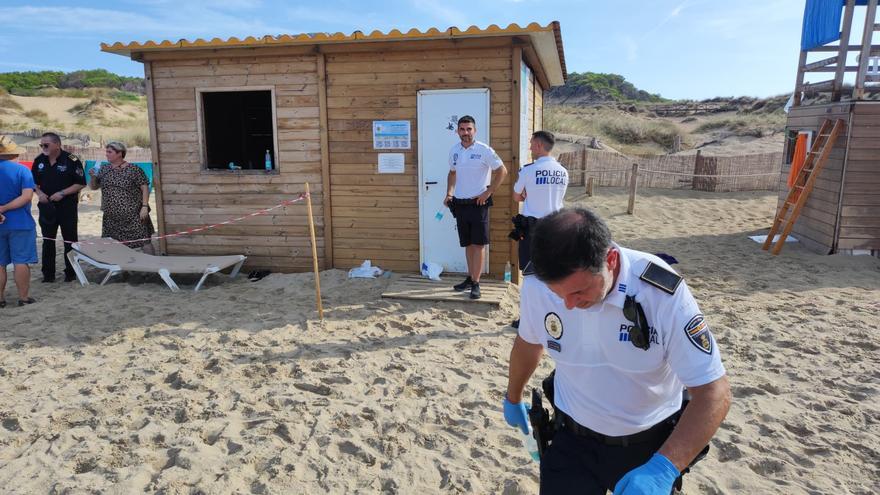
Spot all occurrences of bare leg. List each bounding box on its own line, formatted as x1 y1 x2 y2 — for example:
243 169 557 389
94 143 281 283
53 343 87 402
0 266 6 302
466 244 485 283
13 264 30 300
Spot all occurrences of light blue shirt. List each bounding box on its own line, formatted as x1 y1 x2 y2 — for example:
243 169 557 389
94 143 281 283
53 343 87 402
0 160 36 230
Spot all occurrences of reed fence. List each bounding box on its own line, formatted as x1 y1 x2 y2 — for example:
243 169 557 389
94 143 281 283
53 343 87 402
557 149 783 193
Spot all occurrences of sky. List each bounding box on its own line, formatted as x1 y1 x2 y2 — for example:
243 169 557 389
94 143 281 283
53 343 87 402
0 0 834 100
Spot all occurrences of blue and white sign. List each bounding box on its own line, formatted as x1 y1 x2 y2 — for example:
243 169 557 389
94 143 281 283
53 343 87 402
373 120 411 150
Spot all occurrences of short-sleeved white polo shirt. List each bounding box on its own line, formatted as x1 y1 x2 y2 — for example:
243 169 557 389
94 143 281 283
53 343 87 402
449 140 504 199
518 245 726 436
514 156 568 218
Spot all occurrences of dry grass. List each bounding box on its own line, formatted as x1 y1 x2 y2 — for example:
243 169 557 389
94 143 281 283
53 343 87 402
0 88 23 113
694 113 786 138
545 104 787 155
546 105 684 154
1 91 149 147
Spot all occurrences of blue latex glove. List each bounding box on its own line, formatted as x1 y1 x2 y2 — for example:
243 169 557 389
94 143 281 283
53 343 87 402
613 453 679 495
503 395 531 434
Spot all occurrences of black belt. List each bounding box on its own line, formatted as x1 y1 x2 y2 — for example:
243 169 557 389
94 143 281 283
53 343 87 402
556 411 673 447
451 196 493 207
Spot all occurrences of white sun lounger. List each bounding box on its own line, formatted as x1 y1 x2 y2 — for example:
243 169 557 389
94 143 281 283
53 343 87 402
67 239 246 292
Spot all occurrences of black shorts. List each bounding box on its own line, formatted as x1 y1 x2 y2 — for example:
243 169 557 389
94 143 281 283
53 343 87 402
455 204 490 247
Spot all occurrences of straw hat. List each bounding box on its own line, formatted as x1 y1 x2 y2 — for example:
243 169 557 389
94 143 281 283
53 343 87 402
0 135 21 157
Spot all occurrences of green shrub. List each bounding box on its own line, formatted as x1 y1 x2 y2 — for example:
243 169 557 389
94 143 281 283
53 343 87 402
110 90 141 103
0 70 145 95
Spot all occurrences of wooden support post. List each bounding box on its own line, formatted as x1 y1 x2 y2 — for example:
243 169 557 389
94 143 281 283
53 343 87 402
316 51 333 269
793 51 807 107
672 135 682 153
853 0 879 100
834 0 857 101
586 177 594 197
692 150 702 190
511 46 523 283
143 61 167 255
627 163 639 215
305 182 323 320
580 149 587 187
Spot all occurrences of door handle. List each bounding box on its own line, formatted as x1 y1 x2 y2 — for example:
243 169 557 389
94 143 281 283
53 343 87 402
425 181 438 185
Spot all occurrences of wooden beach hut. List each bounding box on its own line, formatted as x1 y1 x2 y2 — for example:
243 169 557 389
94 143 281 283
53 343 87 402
777 0 879 256
102 22 567 278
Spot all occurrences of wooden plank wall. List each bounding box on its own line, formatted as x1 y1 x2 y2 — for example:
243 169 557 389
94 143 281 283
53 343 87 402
534 75 544 132
527 68 536 139
780 103 851 254
324 43 515 275
149 55 324 271
838 102 880 250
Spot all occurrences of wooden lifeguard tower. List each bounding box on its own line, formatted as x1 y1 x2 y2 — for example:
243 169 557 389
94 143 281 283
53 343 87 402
774 0 880 256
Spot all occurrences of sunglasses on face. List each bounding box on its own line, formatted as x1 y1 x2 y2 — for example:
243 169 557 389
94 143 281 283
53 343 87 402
39 144 51 149
623 295 651 350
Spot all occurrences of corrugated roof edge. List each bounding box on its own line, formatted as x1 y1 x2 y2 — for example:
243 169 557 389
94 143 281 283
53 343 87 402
101 21 567 85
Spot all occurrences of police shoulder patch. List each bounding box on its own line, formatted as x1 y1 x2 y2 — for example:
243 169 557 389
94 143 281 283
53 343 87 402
544 312 563 340
684 314 713 354
68 153 81 162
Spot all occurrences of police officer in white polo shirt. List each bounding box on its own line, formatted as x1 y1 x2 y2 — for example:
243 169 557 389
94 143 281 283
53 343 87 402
503 207 731 494
513 130 568 271
511 130 567 328
444 115 508 300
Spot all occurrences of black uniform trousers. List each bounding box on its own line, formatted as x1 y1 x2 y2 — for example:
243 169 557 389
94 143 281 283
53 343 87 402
38 201 78 279
539 424 673 495
518 228 533 271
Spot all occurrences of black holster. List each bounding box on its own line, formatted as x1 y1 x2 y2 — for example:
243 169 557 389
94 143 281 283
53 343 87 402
508 214 538 241
528 388 555 460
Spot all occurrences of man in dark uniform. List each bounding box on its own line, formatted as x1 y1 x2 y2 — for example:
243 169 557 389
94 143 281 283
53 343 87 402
32 132 85 282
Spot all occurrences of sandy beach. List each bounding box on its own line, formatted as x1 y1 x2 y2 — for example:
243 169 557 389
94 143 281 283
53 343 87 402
1 187 878 494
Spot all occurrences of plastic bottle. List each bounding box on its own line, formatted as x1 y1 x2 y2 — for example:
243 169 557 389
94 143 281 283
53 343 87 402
504 260 512 283
264 149 272 172
523 425 540 462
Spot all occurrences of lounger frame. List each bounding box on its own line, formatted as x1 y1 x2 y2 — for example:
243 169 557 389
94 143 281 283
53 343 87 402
67 246 245 292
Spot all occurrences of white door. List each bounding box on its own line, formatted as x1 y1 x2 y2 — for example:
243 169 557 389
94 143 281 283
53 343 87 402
417 89 491 274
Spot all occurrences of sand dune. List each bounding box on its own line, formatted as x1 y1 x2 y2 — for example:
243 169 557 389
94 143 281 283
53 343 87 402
0 188 878 493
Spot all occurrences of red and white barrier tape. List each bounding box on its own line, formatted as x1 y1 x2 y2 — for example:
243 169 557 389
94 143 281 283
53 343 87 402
37 193 308 245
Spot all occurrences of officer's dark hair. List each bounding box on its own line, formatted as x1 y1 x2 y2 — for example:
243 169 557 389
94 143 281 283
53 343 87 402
457 115 476 126
530 207 613 283
41 132 61 144
532 130 555 151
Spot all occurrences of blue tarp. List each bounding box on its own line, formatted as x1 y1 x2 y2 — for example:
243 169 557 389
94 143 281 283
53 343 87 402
801 0 871 51
84 160 154 192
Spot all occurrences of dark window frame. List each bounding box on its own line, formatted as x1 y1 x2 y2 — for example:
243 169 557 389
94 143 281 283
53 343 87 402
196 86 278 174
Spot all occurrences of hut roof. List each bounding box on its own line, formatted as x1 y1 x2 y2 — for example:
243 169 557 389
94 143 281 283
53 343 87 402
101 21 567 86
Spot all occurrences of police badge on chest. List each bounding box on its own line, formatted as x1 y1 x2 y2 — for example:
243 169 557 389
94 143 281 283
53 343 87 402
544 312 563 352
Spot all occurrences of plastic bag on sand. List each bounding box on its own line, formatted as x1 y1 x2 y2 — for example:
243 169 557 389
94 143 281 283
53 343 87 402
420 261 443 281
348 260 383 279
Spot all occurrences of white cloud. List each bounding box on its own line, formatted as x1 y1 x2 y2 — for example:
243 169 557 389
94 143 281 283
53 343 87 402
0 61 78 71
283 6 385 32
409 0 469 28
640 0 690 40
6 6 290 42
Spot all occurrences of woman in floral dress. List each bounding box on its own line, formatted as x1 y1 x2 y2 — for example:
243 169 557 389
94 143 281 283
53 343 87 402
88 141 155 253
